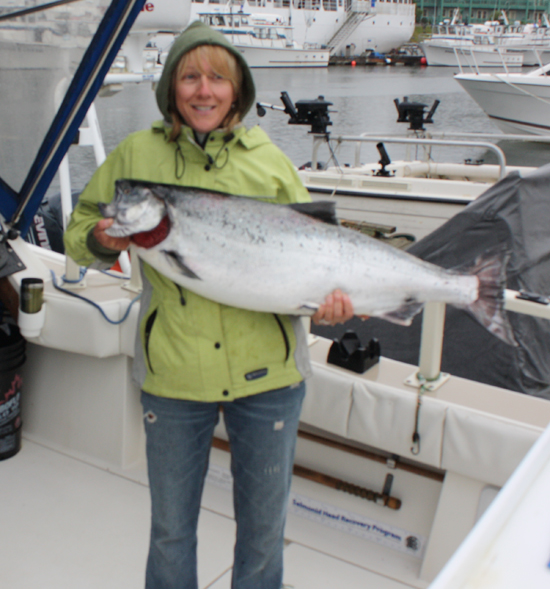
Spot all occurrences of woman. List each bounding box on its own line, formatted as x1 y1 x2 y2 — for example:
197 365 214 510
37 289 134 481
64 21 354 589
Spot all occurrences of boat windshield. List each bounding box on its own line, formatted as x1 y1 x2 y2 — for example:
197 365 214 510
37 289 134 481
0 0 143 235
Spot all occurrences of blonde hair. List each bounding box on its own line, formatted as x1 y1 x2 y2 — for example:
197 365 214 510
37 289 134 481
167 45 244 141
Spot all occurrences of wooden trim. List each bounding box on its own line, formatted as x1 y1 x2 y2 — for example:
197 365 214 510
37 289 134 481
298 429 445 482
211 436 402 510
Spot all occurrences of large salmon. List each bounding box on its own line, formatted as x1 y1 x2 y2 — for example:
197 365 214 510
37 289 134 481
100 179 513 344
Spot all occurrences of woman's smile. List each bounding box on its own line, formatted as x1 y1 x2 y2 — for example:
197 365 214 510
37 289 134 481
175 57 236 133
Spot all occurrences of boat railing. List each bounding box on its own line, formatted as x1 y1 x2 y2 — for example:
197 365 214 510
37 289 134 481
312 130 550 174
455 43 525 74
526 61 550 76
454 46 494 75
309 132 512 175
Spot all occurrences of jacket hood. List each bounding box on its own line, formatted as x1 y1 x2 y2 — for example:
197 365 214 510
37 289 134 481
155 21 256 124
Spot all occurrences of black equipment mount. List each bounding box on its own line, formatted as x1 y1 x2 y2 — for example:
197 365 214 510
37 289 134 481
394 97 440 131
327 331 381 374
256 91 334 135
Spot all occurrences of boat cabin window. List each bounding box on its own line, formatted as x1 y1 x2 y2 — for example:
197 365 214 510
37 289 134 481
297 0 321 10
254 26 282 40
323 0 338 11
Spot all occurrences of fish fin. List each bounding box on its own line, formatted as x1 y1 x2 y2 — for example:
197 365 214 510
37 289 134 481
379 299 424 326
463 251 517 346
161 250 201 280
299 302 320 313
289 201 339 225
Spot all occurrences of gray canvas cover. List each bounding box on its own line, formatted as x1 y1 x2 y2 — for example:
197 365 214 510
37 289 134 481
312 164 550 400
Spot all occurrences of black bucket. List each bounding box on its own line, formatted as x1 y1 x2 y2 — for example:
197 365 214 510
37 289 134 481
0 319 26 460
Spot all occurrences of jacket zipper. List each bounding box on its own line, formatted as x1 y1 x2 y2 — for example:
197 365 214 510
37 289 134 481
273 314 290 362
144 289 185 374
144 309 158 374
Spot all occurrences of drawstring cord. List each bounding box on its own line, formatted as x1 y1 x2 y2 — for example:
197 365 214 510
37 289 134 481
209 142 230 170
175 131 233 178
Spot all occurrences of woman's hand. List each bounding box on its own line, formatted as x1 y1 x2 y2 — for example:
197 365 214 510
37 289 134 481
93 218 130 252
312 289 354 326
312 289 370 326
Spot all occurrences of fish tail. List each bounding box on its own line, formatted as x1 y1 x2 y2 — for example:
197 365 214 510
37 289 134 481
465 252 516 346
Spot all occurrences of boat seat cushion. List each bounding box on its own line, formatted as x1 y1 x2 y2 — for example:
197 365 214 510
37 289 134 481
347 379 446 469
303 361 542 486
441 406 541 487
301 367 446 468
301 363 353 438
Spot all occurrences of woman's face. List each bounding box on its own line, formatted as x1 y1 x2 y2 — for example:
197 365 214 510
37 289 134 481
175 54 237 134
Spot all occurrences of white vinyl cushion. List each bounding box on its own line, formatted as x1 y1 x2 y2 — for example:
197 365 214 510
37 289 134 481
441 407 542 487
305 360 543 485
347 380 446 468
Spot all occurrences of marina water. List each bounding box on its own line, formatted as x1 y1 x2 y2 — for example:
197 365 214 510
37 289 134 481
56 65 550 197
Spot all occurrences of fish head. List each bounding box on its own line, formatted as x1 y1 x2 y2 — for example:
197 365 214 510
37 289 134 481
101 180 168 241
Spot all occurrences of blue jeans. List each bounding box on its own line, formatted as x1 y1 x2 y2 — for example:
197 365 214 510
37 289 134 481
141 382 306 589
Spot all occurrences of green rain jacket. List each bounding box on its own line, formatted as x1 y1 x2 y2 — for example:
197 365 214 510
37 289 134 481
64 22 313 402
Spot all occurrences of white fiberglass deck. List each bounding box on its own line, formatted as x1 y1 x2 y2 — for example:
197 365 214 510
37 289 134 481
1 438 420 589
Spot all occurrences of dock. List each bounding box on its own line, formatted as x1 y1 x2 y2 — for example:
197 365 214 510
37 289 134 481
329 43 426 66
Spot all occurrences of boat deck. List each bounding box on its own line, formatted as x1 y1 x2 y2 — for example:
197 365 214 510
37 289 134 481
2 438 421 589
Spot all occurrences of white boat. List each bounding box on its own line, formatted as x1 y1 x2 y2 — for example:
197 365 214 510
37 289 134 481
257 93 543 241
420 40 523 68
190 0 416 57
455 62 550 136
474 13 550 67
419 27 524 68
3 2 550 588
196 8 330 67
420 14 550 68
488 21 550 67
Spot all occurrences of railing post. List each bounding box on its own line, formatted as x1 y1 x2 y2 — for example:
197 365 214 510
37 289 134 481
405 301 450 391
418 301 446 381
